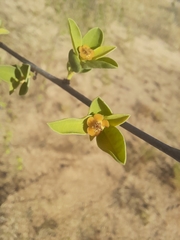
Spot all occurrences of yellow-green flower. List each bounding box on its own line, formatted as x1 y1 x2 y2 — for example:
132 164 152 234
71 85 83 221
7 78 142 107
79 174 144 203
67 18 118 79
87 114 109 136
48 97 130 164
79 45 94 61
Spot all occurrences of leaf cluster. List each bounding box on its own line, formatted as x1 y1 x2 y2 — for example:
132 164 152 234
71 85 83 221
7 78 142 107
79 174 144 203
67 18 118 79
0 64 32 95
48 97 130 164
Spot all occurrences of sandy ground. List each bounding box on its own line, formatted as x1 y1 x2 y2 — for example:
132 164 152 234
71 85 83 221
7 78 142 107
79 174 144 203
0 0 180 239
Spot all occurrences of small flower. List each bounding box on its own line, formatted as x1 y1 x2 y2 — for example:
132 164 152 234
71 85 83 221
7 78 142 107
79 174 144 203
48 97 130 164
79 45 94 60
87 114 109 136
67 18 118 79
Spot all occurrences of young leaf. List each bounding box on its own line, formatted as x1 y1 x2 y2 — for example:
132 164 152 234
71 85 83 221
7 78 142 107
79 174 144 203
0 28 9 35
11 78 20 90
48 117 88 135
82 27 103 49
19 81 29 95
68 18 82 55
93 46 116 59
20 64 31 80
0 65 17 83
80 68 91 73
82 57 118 69
105 114 130 126
96 126 127 164
14 65 24 80
89 97 112 115
68 49 82 73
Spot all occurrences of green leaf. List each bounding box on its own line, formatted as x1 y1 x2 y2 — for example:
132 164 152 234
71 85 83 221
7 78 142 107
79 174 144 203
11 78 20 90
14 65 23 80
82 27 103 49
48 117 89 135
0 65 17 83
0 28 9 35
96 126 127 164
20 64 31 80
80 68 91 73
82 57 118 69
93 46 116 59
19 80 29 95
13 64 31 81
19 78 30 95
89 97 112 115
68 49 82 73
68 18 82 55
105 114 130 126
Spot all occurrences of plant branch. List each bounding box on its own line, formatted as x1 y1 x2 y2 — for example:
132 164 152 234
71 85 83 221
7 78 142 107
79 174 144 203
0 42 180 162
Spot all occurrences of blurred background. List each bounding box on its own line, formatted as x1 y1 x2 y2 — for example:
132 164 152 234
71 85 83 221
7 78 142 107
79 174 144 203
0 0 180 239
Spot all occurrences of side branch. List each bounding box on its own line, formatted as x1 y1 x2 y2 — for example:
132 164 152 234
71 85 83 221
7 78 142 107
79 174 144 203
0 42 180 162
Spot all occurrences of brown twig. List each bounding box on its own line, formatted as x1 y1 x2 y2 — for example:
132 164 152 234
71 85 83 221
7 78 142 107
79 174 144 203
0 42 180 162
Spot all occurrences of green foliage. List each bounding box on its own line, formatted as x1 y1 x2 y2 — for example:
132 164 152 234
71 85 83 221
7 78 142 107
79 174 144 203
0 28 9 35
48 116 89 135
88 97 112 115
48 97 130 164
81 57 118 69
97 126 126 164
0 64 32 95
67 18 118 80
68 49 82 73
105 114 130 126
68 18 82 55
0 22 32 96
82 27 103 49
93 46 116 59
0 18 130 165
0 65 17 83
0 20 9 35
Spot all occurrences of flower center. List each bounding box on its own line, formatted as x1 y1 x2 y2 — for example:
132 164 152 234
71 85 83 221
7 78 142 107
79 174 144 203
93 121 103 133
87 114 109 137
78 45 94 60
